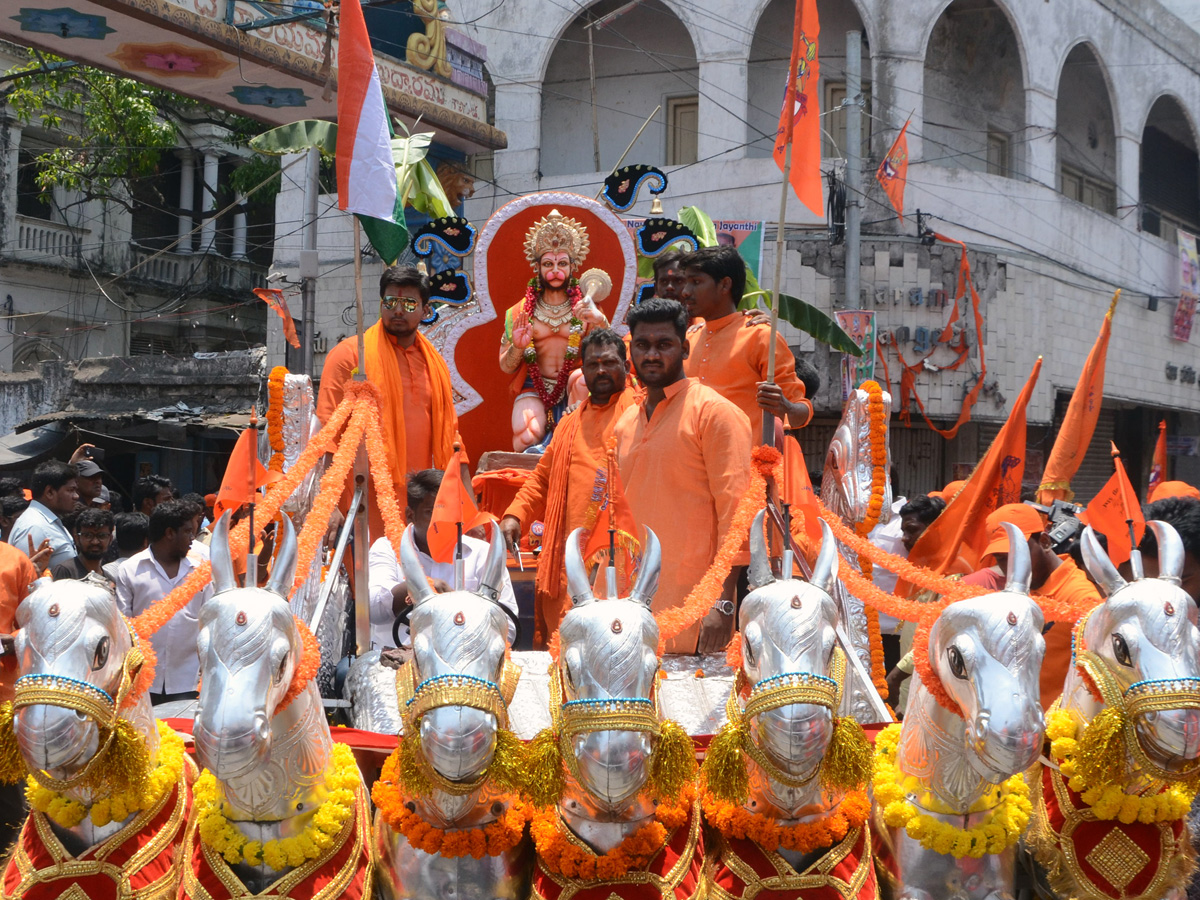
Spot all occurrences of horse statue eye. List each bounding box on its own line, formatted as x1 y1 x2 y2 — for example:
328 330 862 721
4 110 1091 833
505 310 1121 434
947 646 968 680
275 656 288 683
1112 634 1133 667
92 637 109 671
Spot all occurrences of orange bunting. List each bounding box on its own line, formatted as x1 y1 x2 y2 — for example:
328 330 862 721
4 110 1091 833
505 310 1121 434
253 287 300 349
876 118 910 221
427 444 492 564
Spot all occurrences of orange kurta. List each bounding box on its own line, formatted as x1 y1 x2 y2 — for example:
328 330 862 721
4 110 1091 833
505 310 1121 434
683 313 812 429
1037 558 1102 711
0 542 36 703
505 392 636 647
614 379 752 653
315 332 457 540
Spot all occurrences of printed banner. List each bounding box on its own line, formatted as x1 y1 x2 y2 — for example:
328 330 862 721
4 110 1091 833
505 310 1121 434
834 309 876 401
1174 229 1199 341
624 220 764 297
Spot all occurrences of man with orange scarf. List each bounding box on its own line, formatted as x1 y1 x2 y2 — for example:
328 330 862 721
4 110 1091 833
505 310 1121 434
500 329 634 647
316 265 458 537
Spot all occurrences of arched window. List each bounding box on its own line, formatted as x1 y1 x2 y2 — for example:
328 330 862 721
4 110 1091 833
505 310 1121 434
1141 95 1199 242
1056 44 1117 215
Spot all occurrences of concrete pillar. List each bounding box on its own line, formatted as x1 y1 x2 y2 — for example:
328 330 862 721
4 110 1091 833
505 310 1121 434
1 118 22 255
199 150 219 253
231 204 247 259
491 81 542 189
872 53 925 161
696 52 748 162
176 149 194 253
1025 87 1058 189
1115 132 1142 225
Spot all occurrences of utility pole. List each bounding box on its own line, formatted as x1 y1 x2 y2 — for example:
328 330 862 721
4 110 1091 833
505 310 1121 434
845 31 862 311
296 146 320 376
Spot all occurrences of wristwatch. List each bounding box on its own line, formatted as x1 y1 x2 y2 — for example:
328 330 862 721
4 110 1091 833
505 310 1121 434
712 599 735 617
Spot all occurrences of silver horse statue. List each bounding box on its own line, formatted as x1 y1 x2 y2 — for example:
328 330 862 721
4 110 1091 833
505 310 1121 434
1024 522 1200 900
528 526 702 897
702 510 878 896
875 523 1046 900
5 576 191 894
821 383 893 723
188 513 372 896
372 521 528 900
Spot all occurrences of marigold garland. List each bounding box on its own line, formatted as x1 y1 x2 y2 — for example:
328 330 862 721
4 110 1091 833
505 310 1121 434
1045 708 1197 824
530 785 693 881
701 788 870 854
656 446 779 648
276 617 321 715
373 749 530 859
267 366 287 473
873 724 1031 858
358 385 415 561
25 720 185 829
195 741 359 870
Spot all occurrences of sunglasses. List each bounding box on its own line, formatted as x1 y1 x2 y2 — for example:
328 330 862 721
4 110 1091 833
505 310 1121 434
380 296 422 313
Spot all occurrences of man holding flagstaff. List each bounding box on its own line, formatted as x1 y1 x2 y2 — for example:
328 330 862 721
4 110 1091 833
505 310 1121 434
316 265 459 536
614 298 752 654
499 329 635 647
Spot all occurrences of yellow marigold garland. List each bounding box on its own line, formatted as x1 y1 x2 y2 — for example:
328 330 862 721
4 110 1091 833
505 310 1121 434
873 724 1031 858
194 741 359 870
1045 708 1196 824
25 720 185 829
530 785 693 881
701 788 870 854
267 366 287 473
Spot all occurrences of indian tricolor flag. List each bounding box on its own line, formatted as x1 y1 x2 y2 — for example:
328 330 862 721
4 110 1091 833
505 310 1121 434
336 0 406 262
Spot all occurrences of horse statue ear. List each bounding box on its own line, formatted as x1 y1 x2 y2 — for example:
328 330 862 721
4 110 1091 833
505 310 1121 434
628 527 660 608
810 519 839 595
747 509 775 591
400 524 436 606
565 528 595 607
264 515 298 598
1002 522 1032 595
211 511 237 595
1080 525 1127 597
1145 520 1185 586
476 520 507 604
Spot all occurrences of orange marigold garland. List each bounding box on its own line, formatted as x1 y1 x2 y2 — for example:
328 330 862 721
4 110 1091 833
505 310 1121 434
357 383 411 560
702 788 869 854
531 786 693 881
656 447 778 648
267 366 287 472
276 617 321 715
912 619 962 717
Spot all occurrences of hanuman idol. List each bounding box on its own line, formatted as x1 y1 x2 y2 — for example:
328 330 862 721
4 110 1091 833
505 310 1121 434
499 210 609 452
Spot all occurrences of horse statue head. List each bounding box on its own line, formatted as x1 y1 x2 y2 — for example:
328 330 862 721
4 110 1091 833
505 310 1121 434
1069 522 1200 778
395 520 518 790
193 513 331 822
735 511 845 800
558 525 664 813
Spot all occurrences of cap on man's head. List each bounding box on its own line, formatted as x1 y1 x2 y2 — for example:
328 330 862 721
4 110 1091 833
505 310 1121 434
75 460 102 478
91 485 110 506
930 479 966 502
980 503 1046 562
1148 480 1200 503
204 493 217 507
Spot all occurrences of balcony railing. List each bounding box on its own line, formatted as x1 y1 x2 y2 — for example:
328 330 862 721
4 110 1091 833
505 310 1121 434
10 216 83 263
129 247 267 293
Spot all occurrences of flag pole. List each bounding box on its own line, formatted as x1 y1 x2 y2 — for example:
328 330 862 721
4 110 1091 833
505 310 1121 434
1113 444 1144 579
605 450 618 600
247 407 258 589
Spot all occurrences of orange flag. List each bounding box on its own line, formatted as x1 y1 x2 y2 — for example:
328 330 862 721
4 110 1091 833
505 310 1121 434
583 450 638 567
1083 444 1145 565
902 357 1042 590
782 435 822 546
1149 419 1168 497
1038 290 1119 504
876 117 910 220
213 426 282 523
427 444 491 564
773 0 822 217
253 288 300 349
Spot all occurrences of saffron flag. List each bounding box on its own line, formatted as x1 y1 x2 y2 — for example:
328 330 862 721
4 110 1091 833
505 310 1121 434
1149 419 1168 496
782 435 822 546
773 0 822 217
582 451 639 568
427 444 491 564
876 118 910 220
213 427 282 524
335 0 407 262
1038 290 1119 504
1083 444 1145 566
253 288 300 349
903 356 1042 590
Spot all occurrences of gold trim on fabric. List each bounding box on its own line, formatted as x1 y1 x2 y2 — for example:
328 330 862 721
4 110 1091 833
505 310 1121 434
706 825 871 900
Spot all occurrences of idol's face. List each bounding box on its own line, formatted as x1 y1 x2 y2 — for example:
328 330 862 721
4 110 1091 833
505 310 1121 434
539 252 572 291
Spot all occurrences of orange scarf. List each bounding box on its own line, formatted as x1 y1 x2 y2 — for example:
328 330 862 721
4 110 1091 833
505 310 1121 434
363 322 457 493
536 402 585 607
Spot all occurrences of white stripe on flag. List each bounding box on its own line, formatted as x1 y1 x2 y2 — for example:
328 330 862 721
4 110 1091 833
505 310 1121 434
345 65 398 222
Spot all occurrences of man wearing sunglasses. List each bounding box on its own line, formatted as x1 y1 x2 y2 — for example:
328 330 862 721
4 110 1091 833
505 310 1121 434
317 265 459 538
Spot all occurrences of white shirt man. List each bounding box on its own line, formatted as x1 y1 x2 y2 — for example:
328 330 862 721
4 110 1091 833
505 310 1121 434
10 500 75 568
368 534 517 649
